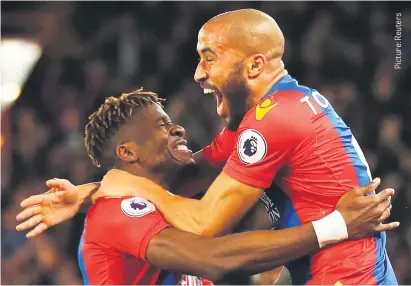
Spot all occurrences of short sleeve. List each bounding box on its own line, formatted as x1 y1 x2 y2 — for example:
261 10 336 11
202 128 237 168
108 197 170 262
223 100 308 189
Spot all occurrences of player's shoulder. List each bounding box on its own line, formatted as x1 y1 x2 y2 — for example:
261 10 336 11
89 196 165 225
243 79 323 127
118 196 158 218
84 196 169 251
238 83 317 147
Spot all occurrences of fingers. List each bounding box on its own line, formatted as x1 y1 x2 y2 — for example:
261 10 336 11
374 221 400 233
374 188 395 203
370 188 394 222
358 178 381 196
46 179 78 204
26 223 49 238
378 208 391 222
378 200 393 222
16 214 43 232
46 178 72 190
16 205 42 221
20 192 63 209
20 195 46 208
377 195 392 211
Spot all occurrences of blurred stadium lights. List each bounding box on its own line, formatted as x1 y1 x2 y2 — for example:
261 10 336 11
1 38 42 111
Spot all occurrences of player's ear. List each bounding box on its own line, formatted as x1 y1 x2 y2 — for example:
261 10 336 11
248 54 266 78
116 142 139 164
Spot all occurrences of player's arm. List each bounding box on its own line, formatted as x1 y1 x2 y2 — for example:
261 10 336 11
116 187 397 282
79 148 218 201
136 101 398 238
115 126 243 236
142 122 288 236
137 109 302 236
148 171 264 236
113 199 313 282
77 182 100 210
146 182 398 282
147 222 317 281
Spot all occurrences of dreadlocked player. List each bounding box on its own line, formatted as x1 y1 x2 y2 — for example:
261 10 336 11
17 89 397 285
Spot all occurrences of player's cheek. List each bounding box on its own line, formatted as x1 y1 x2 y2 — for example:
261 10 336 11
161 140 171 160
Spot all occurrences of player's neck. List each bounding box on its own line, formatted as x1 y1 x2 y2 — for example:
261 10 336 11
99 168 169 199
120 166 171 190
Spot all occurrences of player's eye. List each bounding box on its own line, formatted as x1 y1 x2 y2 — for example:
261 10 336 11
158 121 172 128
198 57 213 63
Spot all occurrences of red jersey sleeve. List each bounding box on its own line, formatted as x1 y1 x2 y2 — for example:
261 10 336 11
223 93 310 189
202 128 237 168
108 197 170 262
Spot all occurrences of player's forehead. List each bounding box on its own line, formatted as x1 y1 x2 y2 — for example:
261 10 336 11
197 24 230 54
127 103 169 126
197 24 245 59
143 103 170 122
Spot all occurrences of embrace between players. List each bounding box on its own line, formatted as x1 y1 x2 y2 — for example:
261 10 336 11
16 9 399 285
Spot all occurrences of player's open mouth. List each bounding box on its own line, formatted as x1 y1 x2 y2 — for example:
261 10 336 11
204 88 224 116
169 139 193 163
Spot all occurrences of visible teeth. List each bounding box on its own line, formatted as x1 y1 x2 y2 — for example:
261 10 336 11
176 145 188 151
204 88 214 95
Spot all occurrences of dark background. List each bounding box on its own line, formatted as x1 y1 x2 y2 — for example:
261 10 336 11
1 1 410 284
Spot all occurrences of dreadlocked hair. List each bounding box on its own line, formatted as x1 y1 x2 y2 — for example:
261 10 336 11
85 88 166 168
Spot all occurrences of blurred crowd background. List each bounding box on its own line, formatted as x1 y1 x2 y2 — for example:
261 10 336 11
1 1 410 285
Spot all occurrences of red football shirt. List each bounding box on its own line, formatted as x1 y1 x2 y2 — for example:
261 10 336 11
78 196 215 285
78 196 170 285
203 75 397 285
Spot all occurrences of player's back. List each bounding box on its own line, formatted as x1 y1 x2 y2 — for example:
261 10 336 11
78 197 170 285
242 75 397 285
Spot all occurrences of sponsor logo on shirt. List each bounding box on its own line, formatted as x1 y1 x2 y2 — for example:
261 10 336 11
121 197 156 217
237 129 267 164
256 98 278 120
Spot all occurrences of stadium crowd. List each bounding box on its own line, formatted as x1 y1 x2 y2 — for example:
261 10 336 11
2 2 410 284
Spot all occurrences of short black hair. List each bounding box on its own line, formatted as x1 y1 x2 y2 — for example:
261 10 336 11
85 88 165 168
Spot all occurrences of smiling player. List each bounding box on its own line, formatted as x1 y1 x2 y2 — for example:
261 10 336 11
104 10 397 285
17 89 397 285
17 9 398 285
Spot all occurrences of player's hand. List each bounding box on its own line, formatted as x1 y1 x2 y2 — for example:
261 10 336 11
16 179 80 238
336 178 400 240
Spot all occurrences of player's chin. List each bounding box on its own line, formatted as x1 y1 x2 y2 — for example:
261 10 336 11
168 149 195 166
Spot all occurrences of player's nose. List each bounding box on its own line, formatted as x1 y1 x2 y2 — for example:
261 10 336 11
170 124 186 138
194 64 207 83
